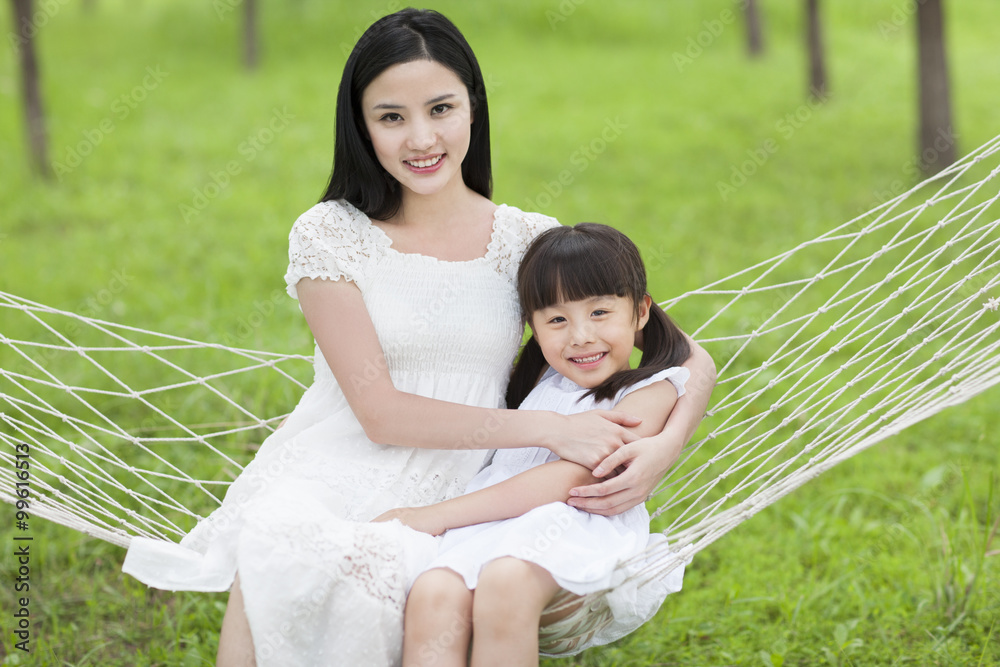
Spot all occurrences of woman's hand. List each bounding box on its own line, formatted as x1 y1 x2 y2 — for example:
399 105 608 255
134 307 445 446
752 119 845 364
545 410 643 471
566 427 684 516
371 507 447 536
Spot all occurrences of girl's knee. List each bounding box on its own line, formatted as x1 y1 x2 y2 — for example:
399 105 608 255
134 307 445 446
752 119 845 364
408 568 472 613
404 569 473 666
474 558 558 616
478 557 553 592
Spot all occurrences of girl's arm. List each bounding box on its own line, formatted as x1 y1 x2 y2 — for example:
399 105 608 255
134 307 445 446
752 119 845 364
372 381 678 535
297 277 641 468
567 333 717 515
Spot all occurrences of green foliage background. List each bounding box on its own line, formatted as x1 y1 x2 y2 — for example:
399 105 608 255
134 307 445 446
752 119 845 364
1 0 998 664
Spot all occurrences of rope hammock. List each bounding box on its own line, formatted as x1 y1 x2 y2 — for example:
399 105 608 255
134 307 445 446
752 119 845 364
2 133 999 653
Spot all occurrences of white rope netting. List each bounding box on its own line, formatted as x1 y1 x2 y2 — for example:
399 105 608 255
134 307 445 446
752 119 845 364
2 134 999 647
0 315 312 548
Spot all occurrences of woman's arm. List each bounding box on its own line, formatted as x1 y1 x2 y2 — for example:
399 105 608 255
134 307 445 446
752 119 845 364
567 334 717 515
297 277 640 468
372 381 678 535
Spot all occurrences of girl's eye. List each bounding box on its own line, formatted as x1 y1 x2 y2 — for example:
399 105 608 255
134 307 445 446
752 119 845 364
379 112 403 122
548 316 566 324
431 103 453 115
592 309 609 317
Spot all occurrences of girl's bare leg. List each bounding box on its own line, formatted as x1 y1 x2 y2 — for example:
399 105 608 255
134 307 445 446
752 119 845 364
470 558 562 667
216 574 257 667
403 568 473 667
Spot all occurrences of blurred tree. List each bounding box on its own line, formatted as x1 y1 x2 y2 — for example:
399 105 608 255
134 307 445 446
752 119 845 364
916 0 956 174
244 0 258 70
10 0 51 179
744 0 764 56
805 0 827 99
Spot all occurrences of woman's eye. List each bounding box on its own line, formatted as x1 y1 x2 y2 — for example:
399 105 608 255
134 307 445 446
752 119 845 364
431 103 452 115
380 112 403 122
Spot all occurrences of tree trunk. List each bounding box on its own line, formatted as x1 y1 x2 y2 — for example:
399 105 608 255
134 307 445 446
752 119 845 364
243 0 258 70
916 0 956 175
745 0 764 57
805 0 828 99
11 0 51 179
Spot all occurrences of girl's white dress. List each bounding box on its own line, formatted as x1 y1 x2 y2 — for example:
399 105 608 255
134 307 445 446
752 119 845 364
122 199 560 666
428 365 690 655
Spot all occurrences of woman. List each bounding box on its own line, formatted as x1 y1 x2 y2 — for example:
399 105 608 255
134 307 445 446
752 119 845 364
122 9 715 666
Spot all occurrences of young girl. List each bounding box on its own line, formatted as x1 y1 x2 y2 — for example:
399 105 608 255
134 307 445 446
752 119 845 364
375 223 691 666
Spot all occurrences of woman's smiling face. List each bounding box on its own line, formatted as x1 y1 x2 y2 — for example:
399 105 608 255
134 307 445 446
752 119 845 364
361 59 473 203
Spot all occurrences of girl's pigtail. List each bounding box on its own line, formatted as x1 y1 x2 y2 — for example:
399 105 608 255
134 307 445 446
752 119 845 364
640 304 690 371
586 300 690 402
506 335 548 409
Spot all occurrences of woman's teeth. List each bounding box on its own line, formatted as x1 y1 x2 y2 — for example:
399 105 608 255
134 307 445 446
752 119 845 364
406 155 442 168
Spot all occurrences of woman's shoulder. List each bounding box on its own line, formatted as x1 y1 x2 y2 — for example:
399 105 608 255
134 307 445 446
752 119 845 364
290 199 370 238
487 205 561 282
284 200 387 296
287 200 392 257
493 204 562 242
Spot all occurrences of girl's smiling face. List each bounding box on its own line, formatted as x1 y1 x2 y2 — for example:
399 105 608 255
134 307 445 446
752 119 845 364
530 294 651 389
361 59 473 204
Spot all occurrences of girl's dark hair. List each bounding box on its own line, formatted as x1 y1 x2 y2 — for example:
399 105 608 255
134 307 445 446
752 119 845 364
320 8 492 220
505 223 691 408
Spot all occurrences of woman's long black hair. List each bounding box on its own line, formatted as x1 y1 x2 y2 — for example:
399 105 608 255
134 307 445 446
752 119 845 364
505 223 690 409
320 8 492 221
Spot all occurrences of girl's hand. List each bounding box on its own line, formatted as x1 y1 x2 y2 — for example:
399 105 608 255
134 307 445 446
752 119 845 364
546 410 643 471
371 507 447 536
566 428 684 516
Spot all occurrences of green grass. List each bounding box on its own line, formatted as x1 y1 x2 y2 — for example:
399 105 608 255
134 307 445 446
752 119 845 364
2 0 999 664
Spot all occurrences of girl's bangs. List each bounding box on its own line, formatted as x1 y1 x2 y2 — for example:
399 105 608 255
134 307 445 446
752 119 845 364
519 229 641 316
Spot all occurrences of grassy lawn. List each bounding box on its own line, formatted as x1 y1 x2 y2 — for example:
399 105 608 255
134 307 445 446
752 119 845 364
1 0 998 664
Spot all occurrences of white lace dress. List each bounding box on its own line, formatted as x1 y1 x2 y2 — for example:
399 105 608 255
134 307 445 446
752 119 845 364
122 199 560 666
428 366 690 655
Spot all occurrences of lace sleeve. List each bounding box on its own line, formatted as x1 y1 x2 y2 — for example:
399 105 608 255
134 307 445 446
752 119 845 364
521 210 563 242
492 206 562 283
283 201 373 299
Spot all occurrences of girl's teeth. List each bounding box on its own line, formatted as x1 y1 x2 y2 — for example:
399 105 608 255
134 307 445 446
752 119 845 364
407 156 442 168
574 353 603 363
